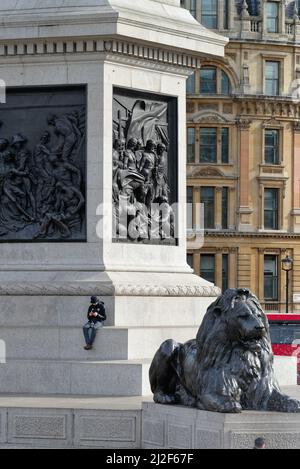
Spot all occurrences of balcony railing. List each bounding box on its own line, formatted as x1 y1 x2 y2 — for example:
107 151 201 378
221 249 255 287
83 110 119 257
286 22 294 35
245 17 295 36
250 19 260 33
261 302 295 314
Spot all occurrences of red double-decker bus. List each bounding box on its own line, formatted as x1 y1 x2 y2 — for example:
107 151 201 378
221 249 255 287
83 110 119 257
267 314 300 385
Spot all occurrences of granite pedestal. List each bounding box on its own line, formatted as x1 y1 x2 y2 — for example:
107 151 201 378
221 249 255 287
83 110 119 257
142 401 300 449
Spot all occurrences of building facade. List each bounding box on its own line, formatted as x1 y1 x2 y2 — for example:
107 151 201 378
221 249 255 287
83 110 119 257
182 0 300 312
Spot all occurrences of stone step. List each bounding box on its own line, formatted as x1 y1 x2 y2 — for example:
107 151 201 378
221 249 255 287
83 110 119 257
0 359 151 396
0 325 198 361
0 295 212 327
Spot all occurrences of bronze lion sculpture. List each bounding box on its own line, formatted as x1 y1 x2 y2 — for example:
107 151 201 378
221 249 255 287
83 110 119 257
150 288 300 413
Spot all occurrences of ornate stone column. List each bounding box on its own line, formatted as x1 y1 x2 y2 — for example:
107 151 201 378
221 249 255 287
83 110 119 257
237 118 253 231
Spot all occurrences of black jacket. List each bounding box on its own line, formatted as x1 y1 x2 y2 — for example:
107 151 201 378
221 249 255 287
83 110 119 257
87 302 106 324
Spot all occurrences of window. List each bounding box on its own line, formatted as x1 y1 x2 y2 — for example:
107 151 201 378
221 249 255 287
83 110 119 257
187 254 194 269
269 323 300 345
201 187 215 229
223 0 229 30
222 254 229 292
200 128 217 163
186 72 195 94
221 128 229 163
264 255 278 300
199 127 229 164
221 71 231 95
264 188 279 230
265 129 280 165
200 67 217 94
201 0 218 29
266 2 279 33
201 254 215 284
265 61 280 96
189 0 196 18
222 187 228 229
187 128 196 163
200 67 231 95
187 186 193 229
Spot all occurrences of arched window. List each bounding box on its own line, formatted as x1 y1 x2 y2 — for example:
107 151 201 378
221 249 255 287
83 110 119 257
221 71 231 95
200 67 232 95
200 67 217 94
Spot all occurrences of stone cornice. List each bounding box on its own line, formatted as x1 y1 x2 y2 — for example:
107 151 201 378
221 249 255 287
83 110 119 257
0 38 202 70
0 282 220 297
0 0 227 57
204 231 300 239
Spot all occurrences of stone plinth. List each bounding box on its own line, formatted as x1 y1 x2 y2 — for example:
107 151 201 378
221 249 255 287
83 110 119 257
142 402 300 449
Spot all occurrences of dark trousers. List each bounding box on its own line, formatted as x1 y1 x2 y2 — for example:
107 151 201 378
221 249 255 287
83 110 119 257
83 322 103 346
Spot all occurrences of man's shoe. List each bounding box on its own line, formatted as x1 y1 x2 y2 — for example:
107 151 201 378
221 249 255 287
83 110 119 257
84 345 93 350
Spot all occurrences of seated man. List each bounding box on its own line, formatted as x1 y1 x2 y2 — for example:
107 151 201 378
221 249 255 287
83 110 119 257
83 296 106 351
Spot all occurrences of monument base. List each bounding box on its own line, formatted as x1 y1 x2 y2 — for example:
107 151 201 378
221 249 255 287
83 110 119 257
0 388 299 449
0 270 217 396
142 397 300 450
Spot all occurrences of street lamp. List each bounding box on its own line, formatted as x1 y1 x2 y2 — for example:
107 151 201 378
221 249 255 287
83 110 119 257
281 255 293 315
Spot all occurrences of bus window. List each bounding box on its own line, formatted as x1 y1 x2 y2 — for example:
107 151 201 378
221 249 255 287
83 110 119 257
269 324 300 345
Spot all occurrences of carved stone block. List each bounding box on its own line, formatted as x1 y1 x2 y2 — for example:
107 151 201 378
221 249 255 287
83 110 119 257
0 86 86 241
113 87 177 245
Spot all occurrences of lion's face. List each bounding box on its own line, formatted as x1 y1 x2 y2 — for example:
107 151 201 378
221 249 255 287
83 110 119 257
210 289 268 352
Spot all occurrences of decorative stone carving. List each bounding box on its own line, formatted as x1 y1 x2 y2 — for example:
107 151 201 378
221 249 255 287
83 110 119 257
192 167 225 178
0 282 221 297
113 88 177 245
150 288 300 413
192 111 232 124
0 86 86 241
236 118 252 130
237 98 300 120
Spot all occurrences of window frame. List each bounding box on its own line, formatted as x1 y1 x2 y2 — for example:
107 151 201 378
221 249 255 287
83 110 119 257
264 188 279 230
266 1 279 34
201 0 218 30
200 186 216 230
222 187 229 230
222 253 229 292
187 127 196 163
191 126 231 165
200 127 218 164
264 128 280 165
264 60 280 96
264 254 279 301
200 253 216 284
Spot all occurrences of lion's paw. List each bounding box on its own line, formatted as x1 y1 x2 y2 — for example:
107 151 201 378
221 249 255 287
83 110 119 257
286 399 300 413
153 391 176 405
222 401 242 414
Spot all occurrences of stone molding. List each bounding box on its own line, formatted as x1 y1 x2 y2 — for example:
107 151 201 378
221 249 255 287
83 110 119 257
0 282 220 298
0 38 202 70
